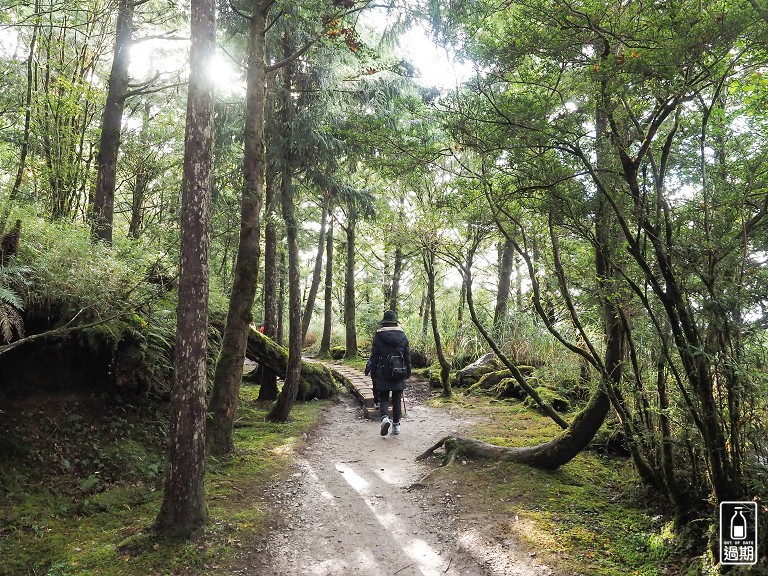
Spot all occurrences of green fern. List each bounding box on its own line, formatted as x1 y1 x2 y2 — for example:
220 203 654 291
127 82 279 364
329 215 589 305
0 285 23 310
0 265 26 343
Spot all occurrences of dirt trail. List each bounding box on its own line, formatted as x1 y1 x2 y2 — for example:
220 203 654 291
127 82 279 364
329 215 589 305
235 376 555 576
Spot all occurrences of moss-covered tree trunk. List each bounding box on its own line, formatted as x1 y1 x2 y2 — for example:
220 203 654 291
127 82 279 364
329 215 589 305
257 158 279 401
493 237 514 328
419 385 609 468
246 327 339 400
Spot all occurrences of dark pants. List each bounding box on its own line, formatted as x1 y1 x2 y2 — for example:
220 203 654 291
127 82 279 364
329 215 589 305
379 389 403 423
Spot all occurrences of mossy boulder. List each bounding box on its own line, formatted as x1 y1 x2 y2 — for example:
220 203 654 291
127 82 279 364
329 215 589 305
495 377 523 399
466 368 536 398
470 369 509 392
455 352 499 388
329 346 346 360
522 386 570 413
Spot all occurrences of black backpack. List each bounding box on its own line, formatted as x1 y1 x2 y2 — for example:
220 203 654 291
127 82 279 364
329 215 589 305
380 335 407 381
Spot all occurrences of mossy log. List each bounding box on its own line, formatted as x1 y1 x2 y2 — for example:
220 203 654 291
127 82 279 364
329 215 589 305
245 326 341 401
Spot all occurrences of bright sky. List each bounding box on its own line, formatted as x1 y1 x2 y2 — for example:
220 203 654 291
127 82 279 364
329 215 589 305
361 7 472 90
127 10 471 95
397 24 473 89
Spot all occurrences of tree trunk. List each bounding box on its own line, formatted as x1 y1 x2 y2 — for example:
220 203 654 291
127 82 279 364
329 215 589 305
257 163 279 400
388 244 403 313
514 252 523 310
493 237 514 328
128 166 149 239
301 193 329 339
318 218 334 358
456 250 470 344
128 104 152 239
655 348 691 524
420 288 430 335
388 197 406 312
207 0 268 457
0 0 39 237
246 328 338 401
154 0 214 537
424 250 451 396
92 0 135 244
277 248 286 345
267 182 303 421
268 40 302 423
343 210 358 359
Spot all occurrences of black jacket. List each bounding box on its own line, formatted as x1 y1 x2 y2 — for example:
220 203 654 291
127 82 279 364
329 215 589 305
366 326 411 391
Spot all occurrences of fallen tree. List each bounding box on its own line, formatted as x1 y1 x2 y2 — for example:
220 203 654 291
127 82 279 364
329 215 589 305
245 326 342 400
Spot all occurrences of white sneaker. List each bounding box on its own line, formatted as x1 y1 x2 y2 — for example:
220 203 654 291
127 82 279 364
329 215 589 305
392 422 400 435
380 416 391 436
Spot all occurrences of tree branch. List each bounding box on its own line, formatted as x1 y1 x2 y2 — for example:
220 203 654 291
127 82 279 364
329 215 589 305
0 311 127 357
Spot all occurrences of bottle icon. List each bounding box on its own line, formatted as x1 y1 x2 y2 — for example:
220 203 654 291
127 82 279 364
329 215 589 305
731 507 747 540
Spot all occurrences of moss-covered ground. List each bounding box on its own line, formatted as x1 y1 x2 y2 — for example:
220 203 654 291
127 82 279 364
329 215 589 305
424 394 699 576
0 373 744 575
0 385 325 575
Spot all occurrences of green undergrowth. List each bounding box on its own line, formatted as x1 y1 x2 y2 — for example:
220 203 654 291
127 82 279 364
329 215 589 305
341 355 367 372
426 394 692 575
0 385 326 575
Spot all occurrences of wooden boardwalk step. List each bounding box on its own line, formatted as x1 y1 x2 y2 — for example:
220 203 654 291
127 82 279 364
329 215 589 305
312 360 379 416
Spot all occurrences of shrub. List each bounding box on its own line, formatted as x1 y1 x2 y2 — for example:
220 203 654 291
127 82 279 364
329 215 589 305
410 348 430 368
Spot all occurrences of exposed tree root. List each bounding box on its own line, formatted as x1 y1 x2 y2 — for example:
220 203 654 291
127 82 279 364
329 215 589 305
417 435 559 468
416 383 611 469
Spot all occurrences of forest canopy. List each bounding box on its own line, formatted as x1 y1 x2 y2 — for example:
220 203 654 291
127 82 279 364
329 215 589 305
0 0 766 569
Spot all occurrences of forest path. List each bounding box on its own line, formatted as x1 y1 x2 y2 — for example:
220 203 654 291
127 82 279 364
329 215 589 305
232 371 555 576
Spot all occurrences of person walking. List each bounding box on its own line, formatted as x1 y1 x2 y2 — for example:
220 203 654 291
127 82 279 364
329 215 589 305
365 310 411 436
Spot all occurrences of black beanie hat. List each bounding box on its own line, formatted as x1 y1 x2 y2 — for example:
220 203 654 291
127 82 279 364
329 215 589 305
381 310 398 324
